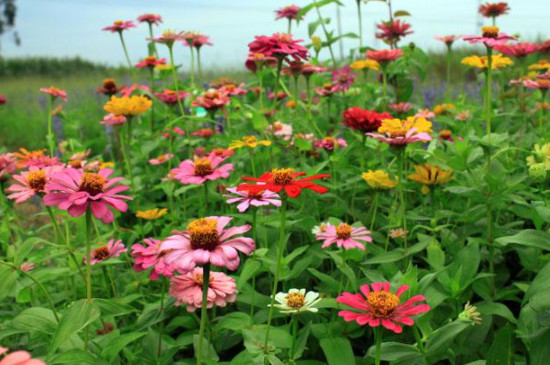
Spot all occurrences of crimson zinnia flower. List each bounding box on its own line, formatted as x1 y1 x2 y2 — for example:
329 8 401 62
479 2 510 18
135 56 166 68
494 43 540 58
237 168 330 198
137 13 162 25
248 33 308 62
342 107 392 133
337 282 430 333
275 5 301 20
375 19 413 46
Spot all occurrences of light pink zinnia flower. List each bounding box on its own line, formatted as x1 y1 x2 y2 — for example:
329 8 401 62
43 168 132 224
388 102 412 114
315 223 372 250
224 187 281 212
149 154 174 165
160 216 255 273
169 267 237 312
415 109 435 119
100 113 127 126
0 153 17 182
463 26 516 47
39 87 67 101
0 346 45 365
85 239 127 265
102 20 136 33
170 156 233 185
131 238 176 280
267 121 293 139
7 165 62 203
434 35 461 47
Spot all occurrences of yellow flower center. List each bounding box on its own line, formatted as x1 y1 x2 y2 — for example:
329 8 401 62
93 246 110 260
27 170 47 191
243 136 257 145
275 33 292 43
271 168 295 185
367 291 400 318
482 26 499 38
188 218 219 250
69 159 83 168
273 122 283 131
145 56 157 63
194 159 214 177
114 20 124 26
335 223 353 240
285 292 306 309
80 173 105 196
440 130 452 139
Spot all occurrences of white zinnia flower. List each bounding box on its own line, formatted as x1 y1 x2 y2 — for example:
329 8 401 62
272 288 321 314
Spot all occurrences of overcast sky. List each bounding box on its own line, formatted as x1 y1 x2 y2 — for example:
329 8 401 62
1 0 548 71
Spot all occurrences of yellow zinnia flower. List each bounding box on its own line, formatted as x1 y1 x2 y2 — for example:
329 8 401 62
350 59 380 71
461 54 513 70
528 60 550 71
136 208 168 220
408 164 453 194
104 95 152 116
361 170 398 189
433 103 456 116
526 143 550 170
378 117 433 137
228 136 272 150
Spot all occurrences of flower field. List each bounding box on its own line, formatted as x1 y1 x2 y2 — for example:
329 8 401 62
1 1 550 364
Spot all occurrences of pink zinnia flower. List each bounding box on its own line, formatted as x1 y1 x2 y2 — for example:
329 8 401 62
388 102 412 114
206 148 234 161
135 56 167 68
169 267 237 312
102 20 136 33
267 121 293 139
43 168 132 224
0 153 17 182
39 87 67 101
191 35 212 49
463 26 516 48
154 89 189 105
315 223 372 250
121 84 151 97
7 165 62 203
0 346 45 365
137 13 162 25
314 137 348 151
248 33 308 61
149 30 184 47
301 63 328 76
160 126 186 138
331 66 356 92
275 5 301 20
524 78 550 90
224 187 281 212
376 19 413 46
100 113 127 126
366 49 403 64
170 156 233 185
218 83 247 96
245 52 278 72
434 35 461 47
337 282 430 333
415 109 436 119
494 43 539 58
160 216 255 273
191 89 230 111
149 154 174 165
315 83 339 97
85 239 127 265
131 238 176 280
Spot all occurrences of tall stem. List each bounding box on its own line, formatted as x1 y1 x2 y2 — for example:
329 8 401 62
290 315 298 361
46 97 55 156
189 46 196 88
85 209 93 302
374 327 382 365
118 32 136 80
148 23 158 57
314 0 337 65
157 277 167 358
249 208 258 325
356 0 363 50
169 46 186 116
398 149 408 248
197 48 203 86
485 47 493 155
197 263 211 365
149 68 156 133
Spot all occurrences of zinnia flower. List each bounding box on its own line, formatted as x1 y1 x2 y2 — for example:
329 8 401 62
375 19 413 46
248 33 308 61
526 143 550 170
148 153 174 165
228 136 272 150
43 168 132 224
39 87 67 101
433 103 456 115
192 129 215 139
97 78 124 96
366 49 403 64
336 282 430 333
366 117 432 145
350 59 380 71
494 43 540 58
342 107 392 133
237 168 330 198
272 289 321 314
0 346 45 365
331 66 356 92
461 54 513 69
154 89 189 105
7 165 63 203
137 13 162 25
85 239 127 265
388 102 412 114
463 26 516 47
13 149 59 169
479 2 510 18
191 89 230 111
408 164 453 194
245 52 278 72
435 35 461 47
161 216 255 273
315 222 372 250
314 137 347 151
136 208 167 220
0 153 17 182
135 56 166 68
100 113 127 126
102 20 136 33
218 83 247 96
275 5 301 20
104 95 152 117
169 267 237 312
524 78 550 90
267 121 293 139
361 170 398 189
20 262 35 272
131 238 176 280
315 83 339 97
224 187 281 212
120 84 151 97
149 30 184 47
170 156 233 185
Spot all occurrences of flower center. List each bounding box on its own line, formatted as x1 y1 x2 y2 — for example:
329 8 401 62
93 246 110 261
80 173 106 196
248 190 264 200
285 292 306 309
69 159 83 168
271 168 295 185
367 290 400 317
145 56 157 63
275 33 292 43
103 79 116 88
114 20 123 26
273 122 283 131
335 223 353 240
482 26 499 38
27 170 47 191
188 218 219 250
194 159 214 176
244 136 257 145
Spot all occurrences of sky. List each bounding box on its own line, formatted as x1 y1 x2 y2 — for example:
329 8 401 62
1 0 549 71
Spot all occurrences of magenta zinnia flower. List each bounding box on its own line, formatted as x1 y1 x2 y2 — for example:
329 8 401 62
149 154 174 165
171 155 233 185
494 42 540 58
245 52 278 72
169 267 237 312
336 282 430 333
314 137 348 151
100 113 127 126
375 19 413 46
275 5 301 20
85 239 127 265
7 165 62 203
224 187 281 212
248 33 308 61
43 168 132 224
331 66 356 92
154 89 189 105
131 238 177 280
161 216 255 273
463 26 516 48
102 20 136 33
315 223 372 250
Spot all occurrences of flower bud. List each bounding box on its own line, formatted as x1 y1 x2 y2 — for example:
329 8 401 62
458 302 482 325
529 163 547 183
311 36 322 53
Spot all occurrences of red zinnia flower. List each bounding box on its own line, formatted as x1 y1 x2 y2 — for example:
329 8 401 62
337 282 430 333
137 13 162 25
375 19 413 46
342 107 392 133
275 5 301 21
366 49 403 64
479 2 510 18
237 168 330 198
102 20 136 33
135 56 166 68
248 33 308 61
494 43 540 58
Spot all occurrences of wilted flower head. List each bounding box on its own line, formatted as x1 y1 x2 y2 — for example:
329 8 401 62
272 289 321 314
102 20 136 33
390 228 408 239
408 164 453 194
458 302 482 325
362 170 398 189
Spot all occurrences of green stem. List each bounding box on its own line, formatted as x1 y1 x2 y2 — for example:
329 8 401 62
413 325 425 353
370 192 379 230
158 277 167 358
168 46 186 117
197 48 203 86
397 149 408 248
118 32 136 80
258 70 265 112
290 315 298 361
189 45 196 88
356 0 363 50
149 68 156 133
197 263 211 365
46 97 55 156
314 0 337 65
85 209 93 302
148 23 158 57
374 327 382 365
485 47 493 161
249 208 258 325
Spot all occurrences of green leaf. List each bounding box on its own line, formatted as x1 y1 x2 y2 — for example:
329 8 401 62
426 320 472 357
100 332 147 362
94 298 136 317
486 324 514 365
49 299 100 355
49 349 97 364
524 261 550 304
394 10 411 17
320 337 355 365
476 302 517 324
12 307 57 334
366 342 422 362
496 229 550 250
308 268 340 291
